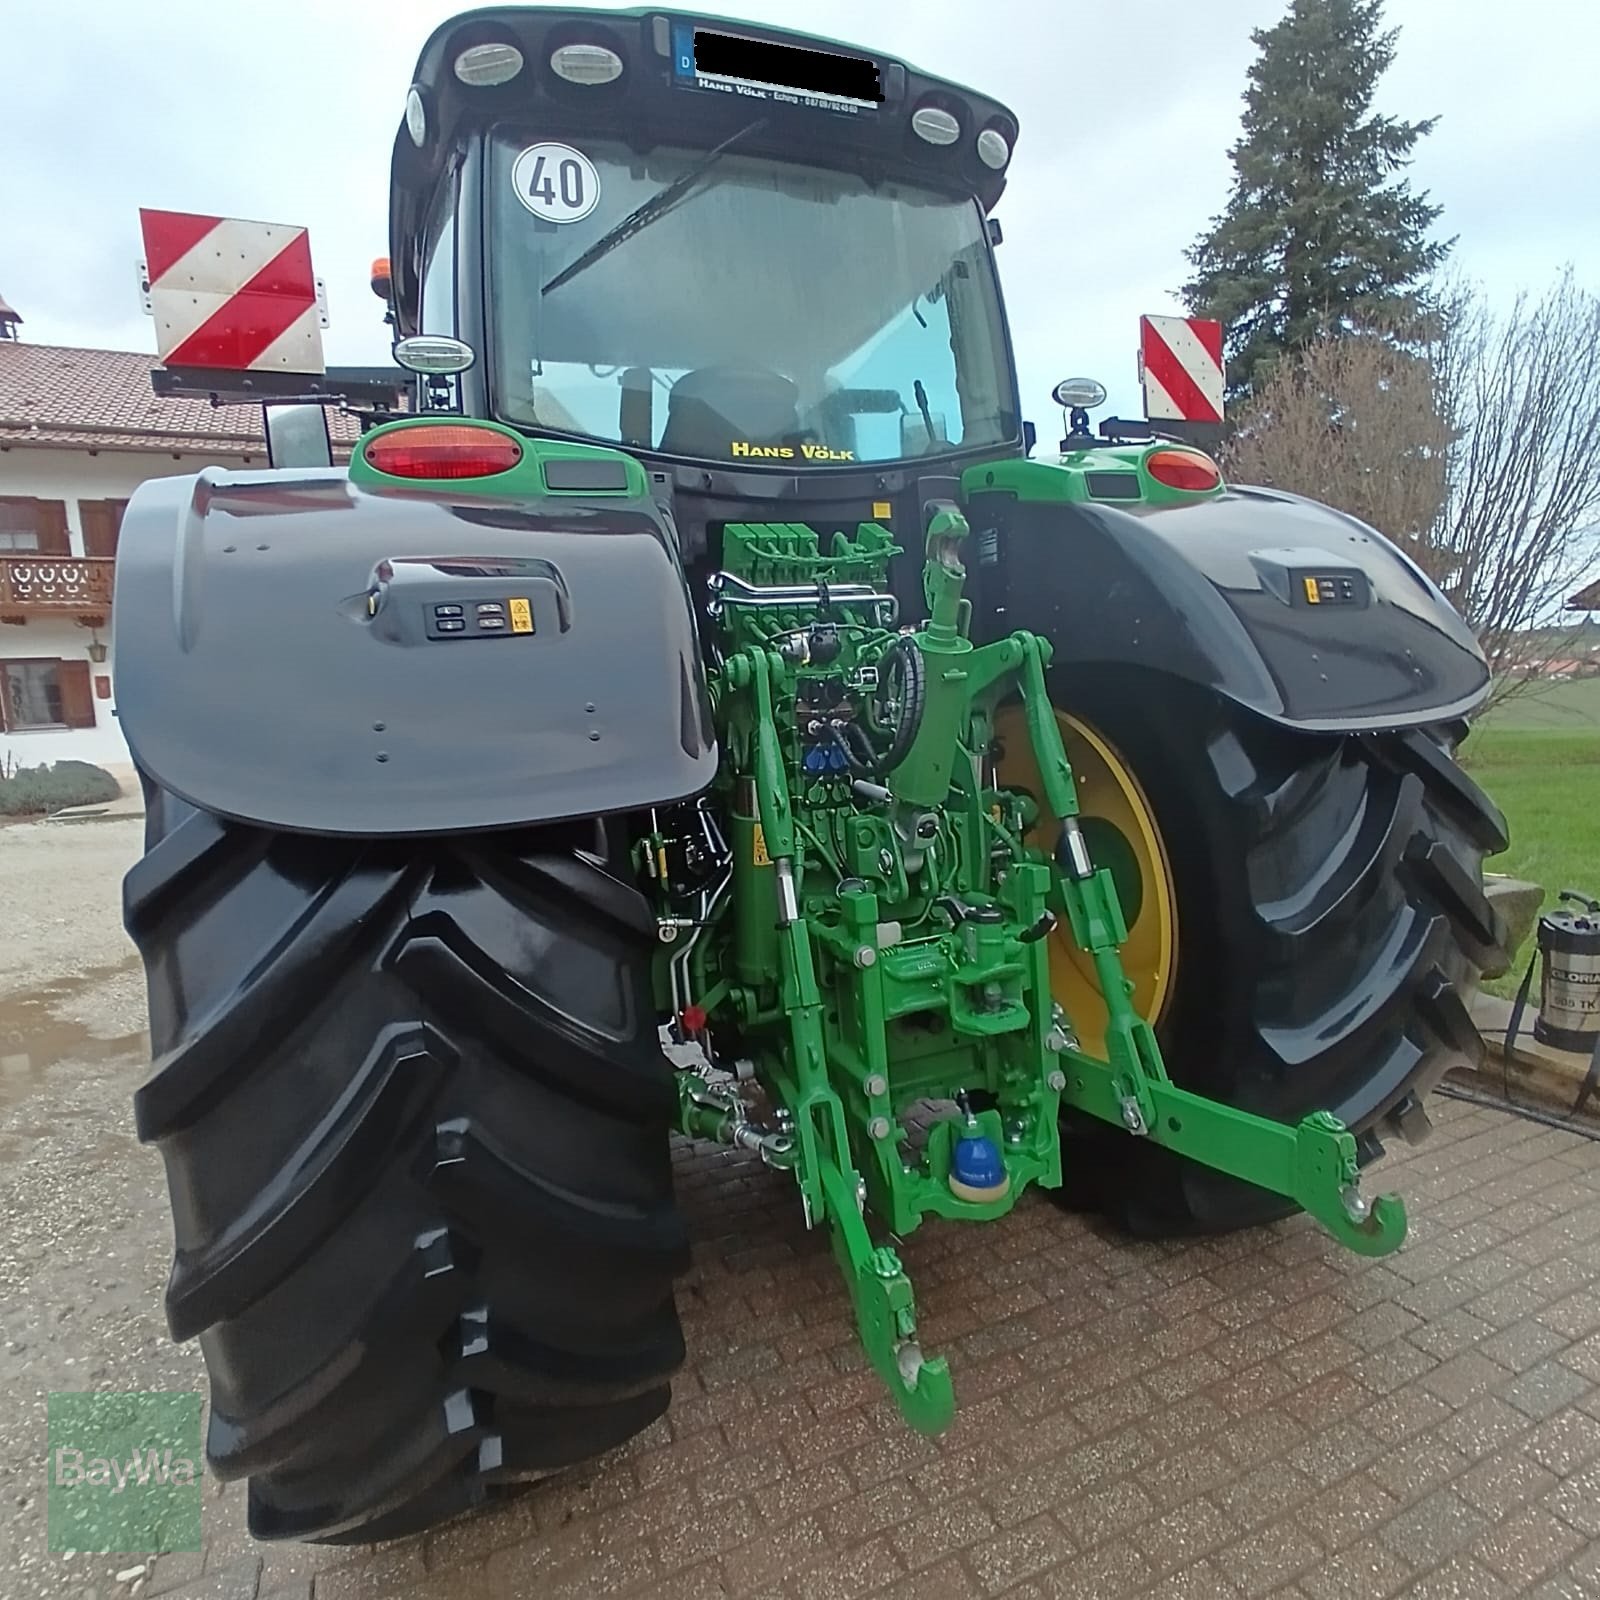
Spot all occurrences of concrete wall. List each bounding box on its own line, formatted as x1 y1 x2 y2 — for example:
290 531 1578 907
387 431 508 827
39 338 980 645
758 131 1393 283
0 443 249 783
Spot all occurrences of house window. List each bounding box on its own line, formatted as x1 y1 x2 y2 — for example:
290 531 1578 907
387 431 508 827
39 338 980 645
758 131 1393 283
0 659 95 730
0 497 71 555
4 662 63 726
79 499 130 559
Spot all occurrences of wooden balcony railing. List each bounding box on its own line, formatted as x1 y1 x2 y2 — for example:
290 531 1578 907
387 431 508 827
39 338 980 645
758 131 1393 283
0 555 114 621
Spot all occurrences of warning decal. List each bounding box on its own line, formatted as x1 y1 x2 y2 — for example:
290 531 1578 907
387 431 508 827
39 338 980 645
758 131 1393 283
138 208 324 374
1139 314 1225 424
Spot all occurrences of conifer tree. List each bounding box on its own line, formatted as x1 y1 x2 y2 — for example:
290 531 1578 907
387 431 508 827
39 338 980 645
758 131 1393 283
1185 0 1449 398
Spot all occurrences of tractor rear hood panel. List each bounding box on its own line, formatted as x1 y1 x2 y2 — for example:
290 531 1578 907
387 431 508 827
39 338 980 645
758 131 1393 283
968 483 1490 732
113 468 716 835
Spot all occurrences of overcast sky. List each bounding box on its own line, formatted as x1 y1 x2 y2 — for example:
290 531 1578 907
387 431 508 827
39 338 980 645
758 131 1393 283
3 0 1597 426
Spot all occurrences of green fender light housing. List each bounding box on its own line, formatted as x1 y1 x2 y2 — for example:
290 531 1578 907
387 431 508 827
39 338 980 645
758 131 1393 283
1146 448 1222 493
350 418 651 499
361 423 522 480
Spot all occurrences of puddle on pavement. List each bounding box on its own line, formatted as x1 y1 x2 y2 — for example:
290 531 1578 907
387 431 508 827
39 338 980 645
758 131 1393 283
0 961 149 1118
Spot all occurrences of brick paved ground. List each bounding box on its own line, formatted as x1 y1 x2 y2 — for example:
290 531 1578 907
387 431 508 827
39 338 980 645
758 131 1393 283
123 1090 1600 1600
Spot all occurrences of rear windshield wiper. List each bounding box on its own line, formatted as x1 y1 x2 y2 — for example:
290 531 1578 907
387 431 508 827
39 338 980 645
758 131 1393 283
541 119 766 297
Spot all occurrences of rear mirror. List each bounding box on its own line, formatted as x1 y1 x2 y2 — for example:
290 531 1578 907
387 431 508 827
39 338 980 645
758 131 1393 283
262 404 333 470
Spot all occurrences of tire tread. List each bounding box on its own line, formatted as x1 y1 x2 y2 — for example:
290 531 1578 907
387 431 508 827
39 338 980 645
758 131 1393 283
127 788 684 1542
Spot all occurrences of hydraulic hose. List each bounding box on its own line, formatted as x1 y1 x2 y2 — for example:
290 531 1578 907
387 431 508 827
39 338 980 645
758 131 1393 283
875 636 926 773
841 721 881 774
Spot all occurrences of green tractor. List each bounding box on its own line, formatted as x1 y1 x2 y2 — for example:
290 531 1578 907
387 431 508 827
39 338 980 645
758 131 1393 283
115 7 1508 1543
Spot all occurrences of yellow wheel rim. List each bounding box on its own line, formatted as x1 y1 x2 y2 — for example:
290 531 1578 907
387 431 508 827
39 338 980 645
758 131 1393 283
994 706 1178 1056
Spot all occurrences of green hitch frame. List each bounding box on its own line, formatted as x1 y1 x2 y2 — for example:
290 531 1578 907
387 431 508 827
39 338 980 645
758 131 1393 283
717 645 958 1432
674 505 1407 1440
1012 623 1405 1257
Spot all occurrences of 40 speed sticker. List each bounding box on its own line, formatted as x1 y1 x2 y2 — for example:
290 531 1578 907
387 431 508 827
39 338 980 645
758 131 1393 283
512 142 601 224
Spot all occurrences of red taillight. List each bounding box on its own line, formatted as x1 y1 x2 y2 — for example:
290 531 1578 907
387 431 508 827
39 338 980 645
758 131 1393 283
362 425 523 480
1146 448 1221 493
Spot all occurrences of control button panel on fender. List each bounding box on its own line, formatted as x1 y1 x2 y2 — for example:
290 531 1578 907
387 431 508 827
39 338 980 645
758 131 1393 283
424 595 537 640
1297 573 1367 607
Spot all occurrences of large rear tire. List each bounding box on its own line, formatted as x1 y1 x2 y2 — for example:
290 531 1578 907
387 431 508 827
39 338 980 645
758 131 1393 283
125 777 687 1543
1025 670 1510 1235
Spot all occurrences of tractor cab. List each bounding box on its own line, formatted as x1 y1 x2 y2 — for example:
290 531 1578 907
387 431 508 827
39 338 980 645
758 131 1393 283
388 8 1023 510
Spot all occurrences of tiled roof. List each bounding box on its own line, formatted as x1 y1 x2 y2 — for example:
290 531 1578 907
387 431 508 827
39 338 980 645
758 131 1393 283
0 341 369 456
1570 578 1600 612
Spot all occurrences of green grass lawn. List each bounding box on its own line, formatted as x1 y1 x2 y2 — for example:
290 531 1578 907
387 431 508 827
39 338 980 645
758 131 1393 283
1477 676 1600 731
1459 685 1600 994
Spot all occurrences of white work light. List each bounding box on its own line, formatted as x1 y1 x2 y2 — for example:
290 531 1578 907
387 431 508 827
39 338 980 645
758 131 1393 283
911 107 961 146
550 43 625 84
454 42 525 86
976 128 1010 170
404 87 427 147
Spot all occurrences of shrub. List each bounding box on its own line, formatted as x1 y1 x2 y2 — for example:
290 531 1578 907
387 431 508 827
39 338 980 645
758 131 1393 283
0 760 122 816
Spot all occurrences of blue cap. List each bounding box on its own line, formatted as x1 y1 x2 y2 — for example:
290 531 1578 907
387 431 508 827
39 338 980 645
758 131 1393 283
951 1133 1005 1192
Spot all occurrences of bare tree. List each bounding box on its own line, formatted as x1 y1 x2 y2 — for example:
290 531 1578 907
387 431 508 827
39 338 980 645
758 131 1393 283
1223 330 1448 546
1428 272 1600 689
1222 272 1600 705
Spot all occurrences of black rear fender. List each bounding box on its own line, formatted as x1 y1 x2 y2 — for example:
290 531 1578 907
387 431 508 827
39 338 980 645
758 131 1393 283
112 468 715 835
966 483 1490 732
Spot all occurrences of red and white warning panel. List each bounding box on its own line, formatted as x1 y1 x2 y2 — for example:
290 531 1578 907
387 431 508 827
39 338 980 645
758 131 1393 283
1139 314 1224 425
138 209 326 374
